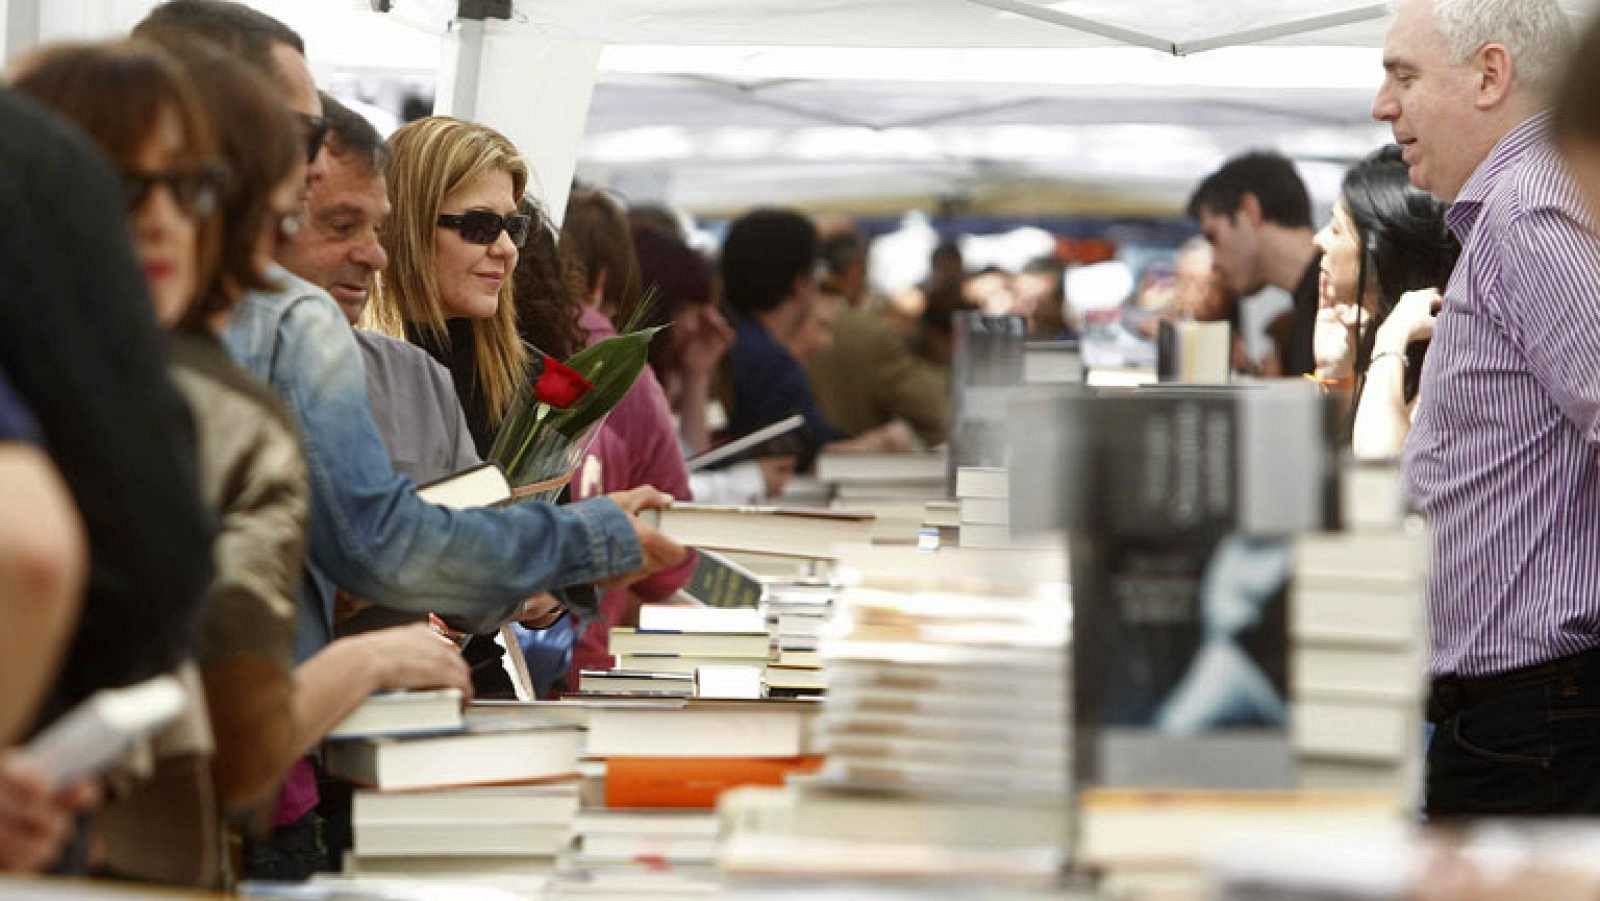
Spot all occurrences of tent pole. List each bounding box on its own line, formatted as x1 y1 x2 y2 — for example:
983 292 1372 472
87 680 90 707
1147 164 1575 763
672 74 881 129
1176 3 1389 55
4 0 41 63
434 15 601 227
960 0 1174 54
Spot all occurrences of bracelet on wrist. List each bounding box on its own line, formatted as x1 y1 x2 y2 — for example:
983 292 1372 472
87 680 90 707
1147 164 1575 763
1370 350 1409 368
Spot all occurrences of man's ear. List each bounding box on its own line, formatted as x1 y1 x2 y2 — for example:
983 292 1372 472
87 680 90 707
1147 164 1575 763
1236 193 1264 228
1473 43 1515 111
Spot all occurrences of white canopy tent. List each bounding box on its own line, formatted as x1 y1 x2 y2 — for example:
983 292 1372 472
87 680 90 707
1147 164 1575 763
3 0 1596 215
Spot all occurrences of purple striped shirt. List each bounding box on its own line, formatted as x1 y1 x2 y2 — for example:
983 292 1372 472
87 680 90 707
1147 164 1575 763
1405 112 1600 678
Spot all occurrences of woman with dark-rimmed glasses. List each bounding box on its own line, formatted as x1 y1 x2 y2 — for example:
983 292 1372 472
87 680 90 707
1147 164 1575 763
15 37 473 887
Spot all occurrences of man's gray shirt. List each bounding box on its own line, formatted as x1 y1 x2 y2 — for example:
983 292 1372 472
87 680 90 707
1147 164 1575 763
354 330 479 484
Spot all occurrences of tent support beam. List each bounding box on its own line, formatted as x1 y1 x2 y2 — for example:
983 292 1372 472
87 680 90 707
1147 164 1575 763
434 18 602 225
674 74 884 129
441 18 486 121
886 96 1050 129
1176 3 1390 55
960 0 1174 54
4 0 41 64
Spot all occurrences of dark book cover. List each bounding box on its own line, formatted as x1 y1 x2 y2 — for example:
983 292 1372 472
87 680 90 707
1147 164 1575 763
1053 386 1325 790
1070 530 1293 790
683 549 765 609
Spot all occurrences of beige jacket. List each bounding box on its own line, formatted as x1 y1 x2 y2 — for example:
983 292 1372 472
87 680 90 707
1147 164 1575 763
97 333 307 888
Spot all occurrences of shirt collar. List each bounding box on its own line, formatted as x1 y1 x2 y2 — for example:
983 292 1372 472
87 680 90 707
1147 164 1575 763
1446 111 1552 239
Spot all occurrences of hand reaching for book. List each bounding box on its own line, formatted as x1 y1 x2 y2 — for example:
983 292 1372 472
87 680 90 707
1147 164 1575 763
606 484 675 516
602 516 689 592
349 624 473 700
0 752 97 872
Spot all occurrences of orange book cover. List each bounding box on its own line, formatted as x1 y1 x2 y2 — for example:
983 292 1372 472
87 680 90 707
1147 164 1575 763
605 755 824 809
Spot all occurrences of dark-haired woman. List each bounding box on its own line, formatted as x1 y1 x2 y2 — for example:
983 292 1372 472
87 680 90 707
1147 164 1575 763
16 38 470 885
1311 145 1459 460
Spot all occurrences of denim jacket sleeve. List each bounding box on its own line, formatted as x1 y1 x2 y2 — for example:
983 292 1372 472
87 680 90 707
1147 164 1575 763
266 289 639 631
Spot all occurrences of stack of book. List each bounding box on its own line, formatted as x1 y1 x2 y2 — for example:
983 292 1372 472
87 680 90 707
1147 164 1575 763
1291 463 1428 798
954 465 1055 550
544 699 822 898
324 696 585 889
920 499 961 546
585 698 826 811
815 449 947 503
567 809 721 870
814 450 949 543
595 606 771 700
954 465 1010 549
720 575 1070 885
762 581 835 697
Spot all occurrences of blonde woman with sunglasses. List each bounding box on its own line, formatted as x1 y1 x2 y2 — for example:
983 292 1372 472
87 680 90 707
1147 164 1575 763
367 116 536 455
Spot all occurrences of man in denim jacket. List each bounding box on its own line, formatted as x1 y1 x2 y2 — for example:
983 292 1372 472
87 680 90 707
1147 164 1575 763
225 265 685 661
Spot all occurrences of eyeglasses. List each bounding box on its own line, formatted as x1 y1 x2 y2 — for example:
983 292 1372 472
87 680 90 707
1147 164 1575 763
121 164 227 220
297 113 328 164
437 210 532 248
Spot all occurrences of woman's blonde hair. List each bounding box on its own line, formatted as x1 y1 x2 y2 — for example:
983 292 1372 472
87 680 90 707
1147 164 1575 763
369 116 530 426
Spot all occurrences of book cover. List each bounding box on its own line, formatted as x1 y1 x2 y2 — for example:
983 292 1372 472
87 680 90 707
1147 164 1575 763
637 604 766 634
415 462 512 509
1072 531 1293 792
605 756 824 808
1008 384 1338 539
640 504 875 560
687 414 806 472
1072 518 1294 794
681 548 765 609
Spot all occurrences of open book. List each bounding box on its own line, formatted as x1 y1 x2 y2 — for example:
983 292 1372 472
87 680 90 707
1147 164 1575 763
687 414 806 471
416 462 535 700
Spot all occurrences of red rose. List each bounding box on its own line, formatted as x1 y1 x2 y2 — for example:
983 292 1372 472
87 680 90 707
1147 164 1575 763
532 353 592 409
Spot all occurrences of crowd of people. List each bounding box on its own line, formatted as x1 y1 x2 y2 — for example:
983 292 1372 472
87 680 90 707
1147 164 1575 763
5 0 1600 888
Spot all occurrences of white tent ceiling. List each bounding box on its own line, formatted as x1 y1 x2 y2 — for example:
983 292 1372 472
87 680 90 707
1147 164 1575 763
12 0 1599 214
518 0 1396 51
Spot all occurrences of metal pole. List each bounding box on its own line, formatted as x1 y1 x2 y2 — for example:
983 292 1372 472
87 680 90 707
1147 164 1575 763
4 0 41 66
440 16 485 121
960 0 1174 55
1175 3 1390 55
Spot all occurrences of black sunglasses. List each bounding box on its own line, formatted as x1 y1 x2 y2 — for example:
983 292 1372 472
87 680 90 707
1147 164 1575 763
437 210 532 248
121 163 227 220
298 113 328 163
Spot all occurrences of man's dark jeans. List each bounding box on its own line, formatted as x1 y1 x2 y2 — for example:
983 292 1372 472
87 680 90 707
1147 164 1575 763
1427 652 1600 817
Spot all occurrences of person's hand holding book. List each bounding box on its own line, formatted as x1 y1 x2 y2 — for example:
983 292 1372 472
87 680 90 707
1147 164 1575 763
600 485 689 591
0 751 97 872
347 623 473 700
606 485 675 516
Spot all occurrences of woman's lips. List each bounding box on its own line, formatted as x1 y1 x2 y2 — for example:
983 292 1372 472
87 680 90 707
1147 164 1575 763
144 260 175 282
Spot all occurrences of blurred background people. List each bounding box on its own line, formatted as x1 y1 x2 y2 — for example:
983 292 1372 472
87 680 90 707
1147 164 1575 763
808 225 949 448
1187 151 1321 376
